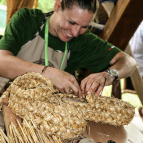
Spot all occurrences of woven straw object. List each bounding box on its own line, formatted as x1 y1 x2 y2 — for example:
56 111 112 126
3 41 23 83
0 72 135 142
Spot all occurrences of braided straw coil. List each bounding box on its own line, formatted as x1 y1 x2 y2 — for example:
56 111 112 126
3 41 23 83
0 72 135 141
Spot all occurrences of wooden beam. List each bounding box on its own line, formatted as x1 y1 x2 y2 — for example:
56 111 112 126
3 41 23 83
111 80 121 99
99 0 143 50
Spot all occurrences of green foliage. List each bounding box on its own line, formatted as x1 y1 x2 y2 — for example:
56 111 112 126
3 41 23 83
0 0 55 12
0 0 6 5
37 0 55 13
122 93 142 108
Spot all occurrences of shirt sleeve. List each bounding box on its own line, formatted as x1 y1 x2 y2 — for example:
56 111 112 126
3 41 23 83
77 31 121 73
0 8 44 56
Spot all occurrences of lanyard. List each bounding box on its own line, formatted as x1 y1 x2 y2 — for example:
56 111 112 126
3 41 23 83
44 16 68 70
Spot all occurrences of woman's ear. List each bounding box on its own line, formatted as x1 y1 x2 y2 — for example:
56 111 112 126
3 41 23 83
54 0 61 12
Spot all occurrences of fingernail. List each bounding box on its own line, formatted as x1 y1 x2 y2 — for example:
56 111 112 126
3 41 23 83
87 91 91 94
82 91 84 94
79 95 83 98
95 93 98 96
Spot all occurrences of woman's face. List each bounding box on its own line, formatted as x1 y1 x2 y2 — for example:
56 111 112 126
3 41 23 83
50 5 94 42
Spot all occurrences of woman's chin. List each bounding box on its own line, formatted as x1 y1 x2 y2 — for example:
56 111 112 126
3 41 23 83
59 35 72 42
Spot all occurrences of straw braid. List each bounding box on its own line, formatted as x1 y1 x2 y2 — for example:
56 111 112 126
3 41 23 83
0 72 135 142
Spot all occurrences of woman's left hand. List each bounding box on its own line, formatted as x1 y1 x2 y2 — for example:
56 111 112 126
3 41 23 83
80 72 114 96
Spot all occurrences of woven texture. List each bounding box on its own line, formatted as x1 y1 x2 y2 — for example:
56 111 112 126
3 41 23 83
0 72 135 141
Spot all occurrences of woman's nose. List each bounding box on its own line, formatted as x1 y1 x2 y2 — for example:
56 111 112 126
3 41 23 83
72 25 80 37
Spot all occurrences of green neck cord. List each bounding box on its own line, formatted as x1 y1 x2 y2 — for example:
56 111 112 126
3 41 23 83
45 16 68 70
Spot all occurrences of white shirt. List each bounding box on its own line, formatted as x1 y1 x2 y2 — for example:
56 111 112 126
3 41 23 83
129 21 143 77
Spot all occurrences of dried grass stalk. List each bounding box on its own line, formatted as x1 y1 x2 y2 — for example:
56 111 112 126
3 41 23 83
1 119 64 143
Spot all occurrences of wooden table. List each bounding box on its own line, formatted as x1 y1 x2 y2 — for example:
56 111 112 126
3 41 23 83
84 121 143 143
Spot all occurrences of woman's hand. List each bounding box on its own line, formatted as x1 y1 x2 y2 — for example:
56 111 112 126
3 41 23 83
43 67 82 97
80 72 114 96
80 51 136 97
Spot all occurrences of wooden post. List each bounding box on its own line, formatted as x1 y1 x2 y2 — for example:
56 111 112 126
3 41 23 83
6 0 35 25
111 80 121 99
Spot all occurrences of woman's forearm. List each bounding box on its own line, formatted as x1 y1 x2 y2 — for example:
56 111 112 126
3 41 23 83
0 50 44 79
109 51 136 79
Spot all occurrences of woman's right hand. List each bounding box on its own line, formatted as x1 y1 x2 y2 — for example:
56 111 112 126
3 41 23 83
43 67 82 97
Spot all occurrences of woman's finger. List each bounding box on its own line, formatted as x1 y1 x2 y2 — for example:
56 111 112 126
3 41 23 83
87 80 100 94
68 81 80 96
94 84 104 96
80 76 92 94
85 78 95 93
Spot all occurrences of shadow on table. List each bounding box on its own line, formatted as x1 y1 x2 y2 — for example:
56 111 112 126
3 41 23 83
84 121 127 143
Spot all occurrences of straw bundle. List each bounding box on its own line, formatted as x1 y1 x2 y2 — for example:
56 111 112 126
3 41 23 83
0 119 64 143
0 72 135 142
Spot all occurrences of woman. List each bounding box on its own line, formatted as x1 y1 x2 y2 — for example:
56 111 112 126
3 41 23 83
0 0 136 135
0 0 136 97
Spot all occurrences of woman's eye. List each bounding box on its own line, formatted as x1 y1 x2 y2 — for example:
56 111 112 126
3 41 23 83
69 21 75 25
82 26 88 29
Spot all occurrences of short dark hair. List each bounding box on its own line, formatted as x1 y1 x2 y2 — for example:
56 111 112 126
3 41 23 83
61 0 97 13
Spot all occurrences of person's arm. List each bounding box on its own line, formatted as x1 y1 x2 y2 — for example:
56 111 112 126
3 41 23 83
0 50 81 96
108 51 136 78
0 50 43 78
80 51 136 96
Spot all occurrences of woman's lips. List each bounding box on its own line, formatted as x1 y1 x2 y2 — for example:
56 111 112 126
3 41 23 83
64 30 73 39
